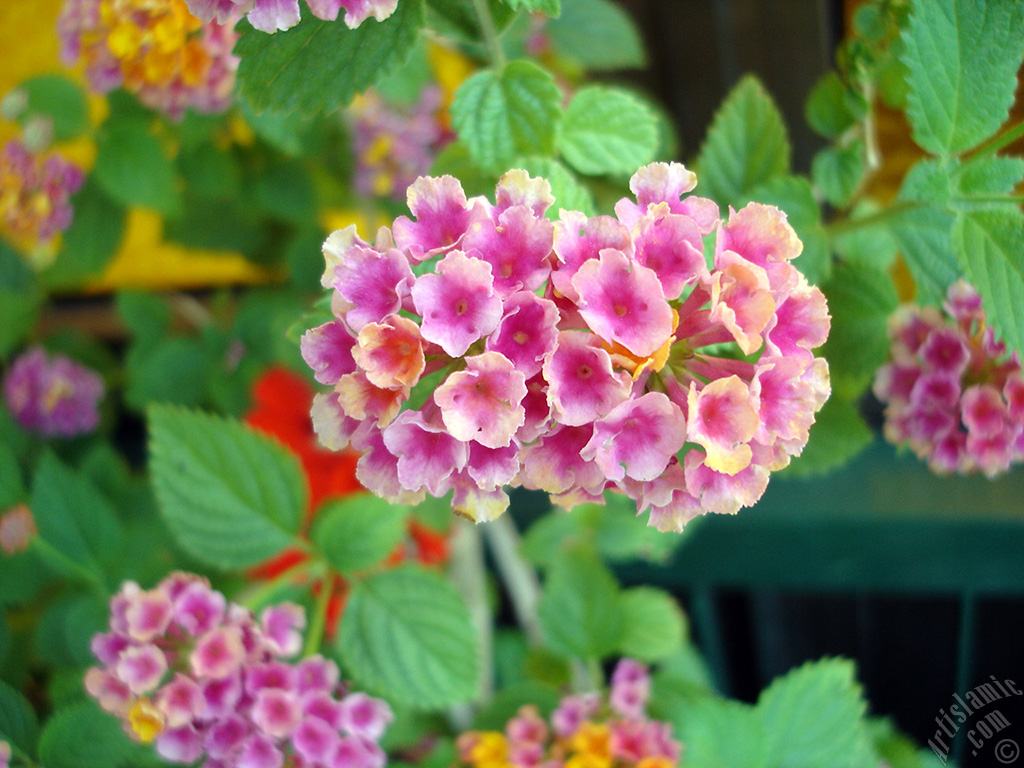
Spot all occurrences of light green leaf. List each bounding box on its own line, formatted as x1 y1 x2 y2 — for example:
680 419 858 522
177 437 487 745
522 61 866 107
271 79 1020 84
805 71 865 139
451 61 562 173
618 587 685 663
557 86 658 176
516 157 596 217
811 141 865 208
902 0 1024 156
337 566 480 709
537 546 623 660
696 75 790 208
16 76 90 142
954 208 1024 358
832 201 897 272
148 405 307 569
31 453 124 586
240 100 313 156
312 494 409 575
0 679 38 756
818 262 897 400
38 700 132 768
504 0 560 16
93 120 180 215
758 658 875 768
672 698 768 768
746 176 830 286
781 397 873 478
547 0 645 71
236 0 426 115
44 180 126 289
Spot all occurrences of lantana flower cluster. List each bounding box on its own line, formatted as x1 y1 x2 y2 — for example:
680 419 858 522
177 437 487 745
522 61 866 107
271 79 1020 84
457 659 679 768
3 347 105 438
85 573 393 768
58 0 238 118
186 0 398 33
0 504 36 556
349 88 451 203
0 139 84 256
302 163 830 530
874 280 1024 477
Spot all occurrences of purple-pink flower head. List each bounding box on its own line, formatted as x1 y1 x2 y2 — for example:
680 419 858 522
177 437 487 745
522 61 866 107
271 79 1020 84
85 573 393 765
303 163 830 527
186 0 399 32
875 280 1024 477
4 346 104 438
0 140 84 255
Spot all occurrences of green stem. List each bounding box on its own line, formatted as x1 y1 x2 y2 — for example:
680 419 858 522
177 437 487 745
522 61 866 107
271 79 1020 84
966 119 1024 162
482 515 543 645
471 0 506 70
824 199 918 236
303 571 335 657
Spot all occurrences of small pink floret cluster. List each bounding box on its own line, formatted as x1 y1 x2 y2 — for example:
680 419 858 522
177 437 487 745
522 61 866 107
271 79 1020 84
85 573 393 768
0 739 10 768
874 280 1024 477
186 0 398 33
3 346 104 438
303 163 831 530
0 139 84 248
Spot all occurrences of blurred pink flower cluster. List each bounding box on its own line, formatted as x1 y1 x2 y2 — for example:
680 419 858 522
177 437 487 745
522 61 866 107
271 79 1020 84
0 139 83 252
85 573 393 768
457 659 680 768
186 0 398 33
874 280 1024 477
303 163 830 529
3 347 104 438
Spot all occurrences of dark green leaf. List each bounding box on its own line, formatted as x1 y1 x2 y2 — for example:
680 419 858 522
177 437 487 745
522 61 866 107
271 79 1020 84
451 61 562 173
94 120 180 215
124 338 213 412
0 243 41 359
235 0 426 115
148 405 307 569
902 0 1024 156
116 292 171 348
557 86 658 176
45 180 126 289
312 494 409 574
504 0 560 16
38 700 132 768
781 397 873 478
425 0 515 42
547 0 645 71
696 75 790 208
16 76 89 142
337 566 480 709
178 142 240 201
0 680 38 756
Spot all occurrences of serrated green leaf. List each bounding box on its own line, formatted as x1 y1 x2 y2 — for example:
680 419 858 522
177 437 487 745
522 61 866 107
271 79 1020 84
951 155 1024 207
672 697 768 768
312 494 409 574
902 0 1024 156
31 453 124 586
954 208 1024 357
758 658 875 768
781 397 873 478
94 120 180 215
618 587 685 662
537 546 623 660
235 0 426 115
504 0 560 16
38 700 132 768
746 176 830 285
451 61 562 173
818 262 897 400
0 679 38 756
557 86 658 176
337 566 479 709
811 141 865 208
547 0 645 71
516 157 596 217
805 71 865 139
425 0 515 42
696 75 790 208
44 180 125 289
148 405 306 569
16 76 89 142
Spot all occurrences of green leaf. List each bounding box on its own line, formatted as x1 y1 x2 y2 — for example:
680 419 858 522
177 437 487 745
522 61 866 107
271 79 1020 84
0 679 38 756
617 587 685 662
746 176 830 286
521 511 579 567
951 155 1024 206
504 0 560 16
672 698 768 768
235 0 426 115
811 141 865 208
818 262 897 400
148 405 307 569
696 75 790 208
16 76 90 142
124 338 213 412
781 397 873 478
31 453 124 586
240 100 313 156
537 545 623 660
0 243 40 359
547 0 645 71
312 494 409 574
178 142 240 201
38 700 132 768
430 142 499 199
832 201 897 272
0 443 23 510
474 682 562 730
592 495 679 563
451 61 562 173
516 157 596 217
954 208 1024 357
758 658 875 768
902 0 1024 156
116 292 171 349
425 0 514 42
557 87 658 176
337 566 480 709
94 119 180 215
44 180 126 289
805 71 865 139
